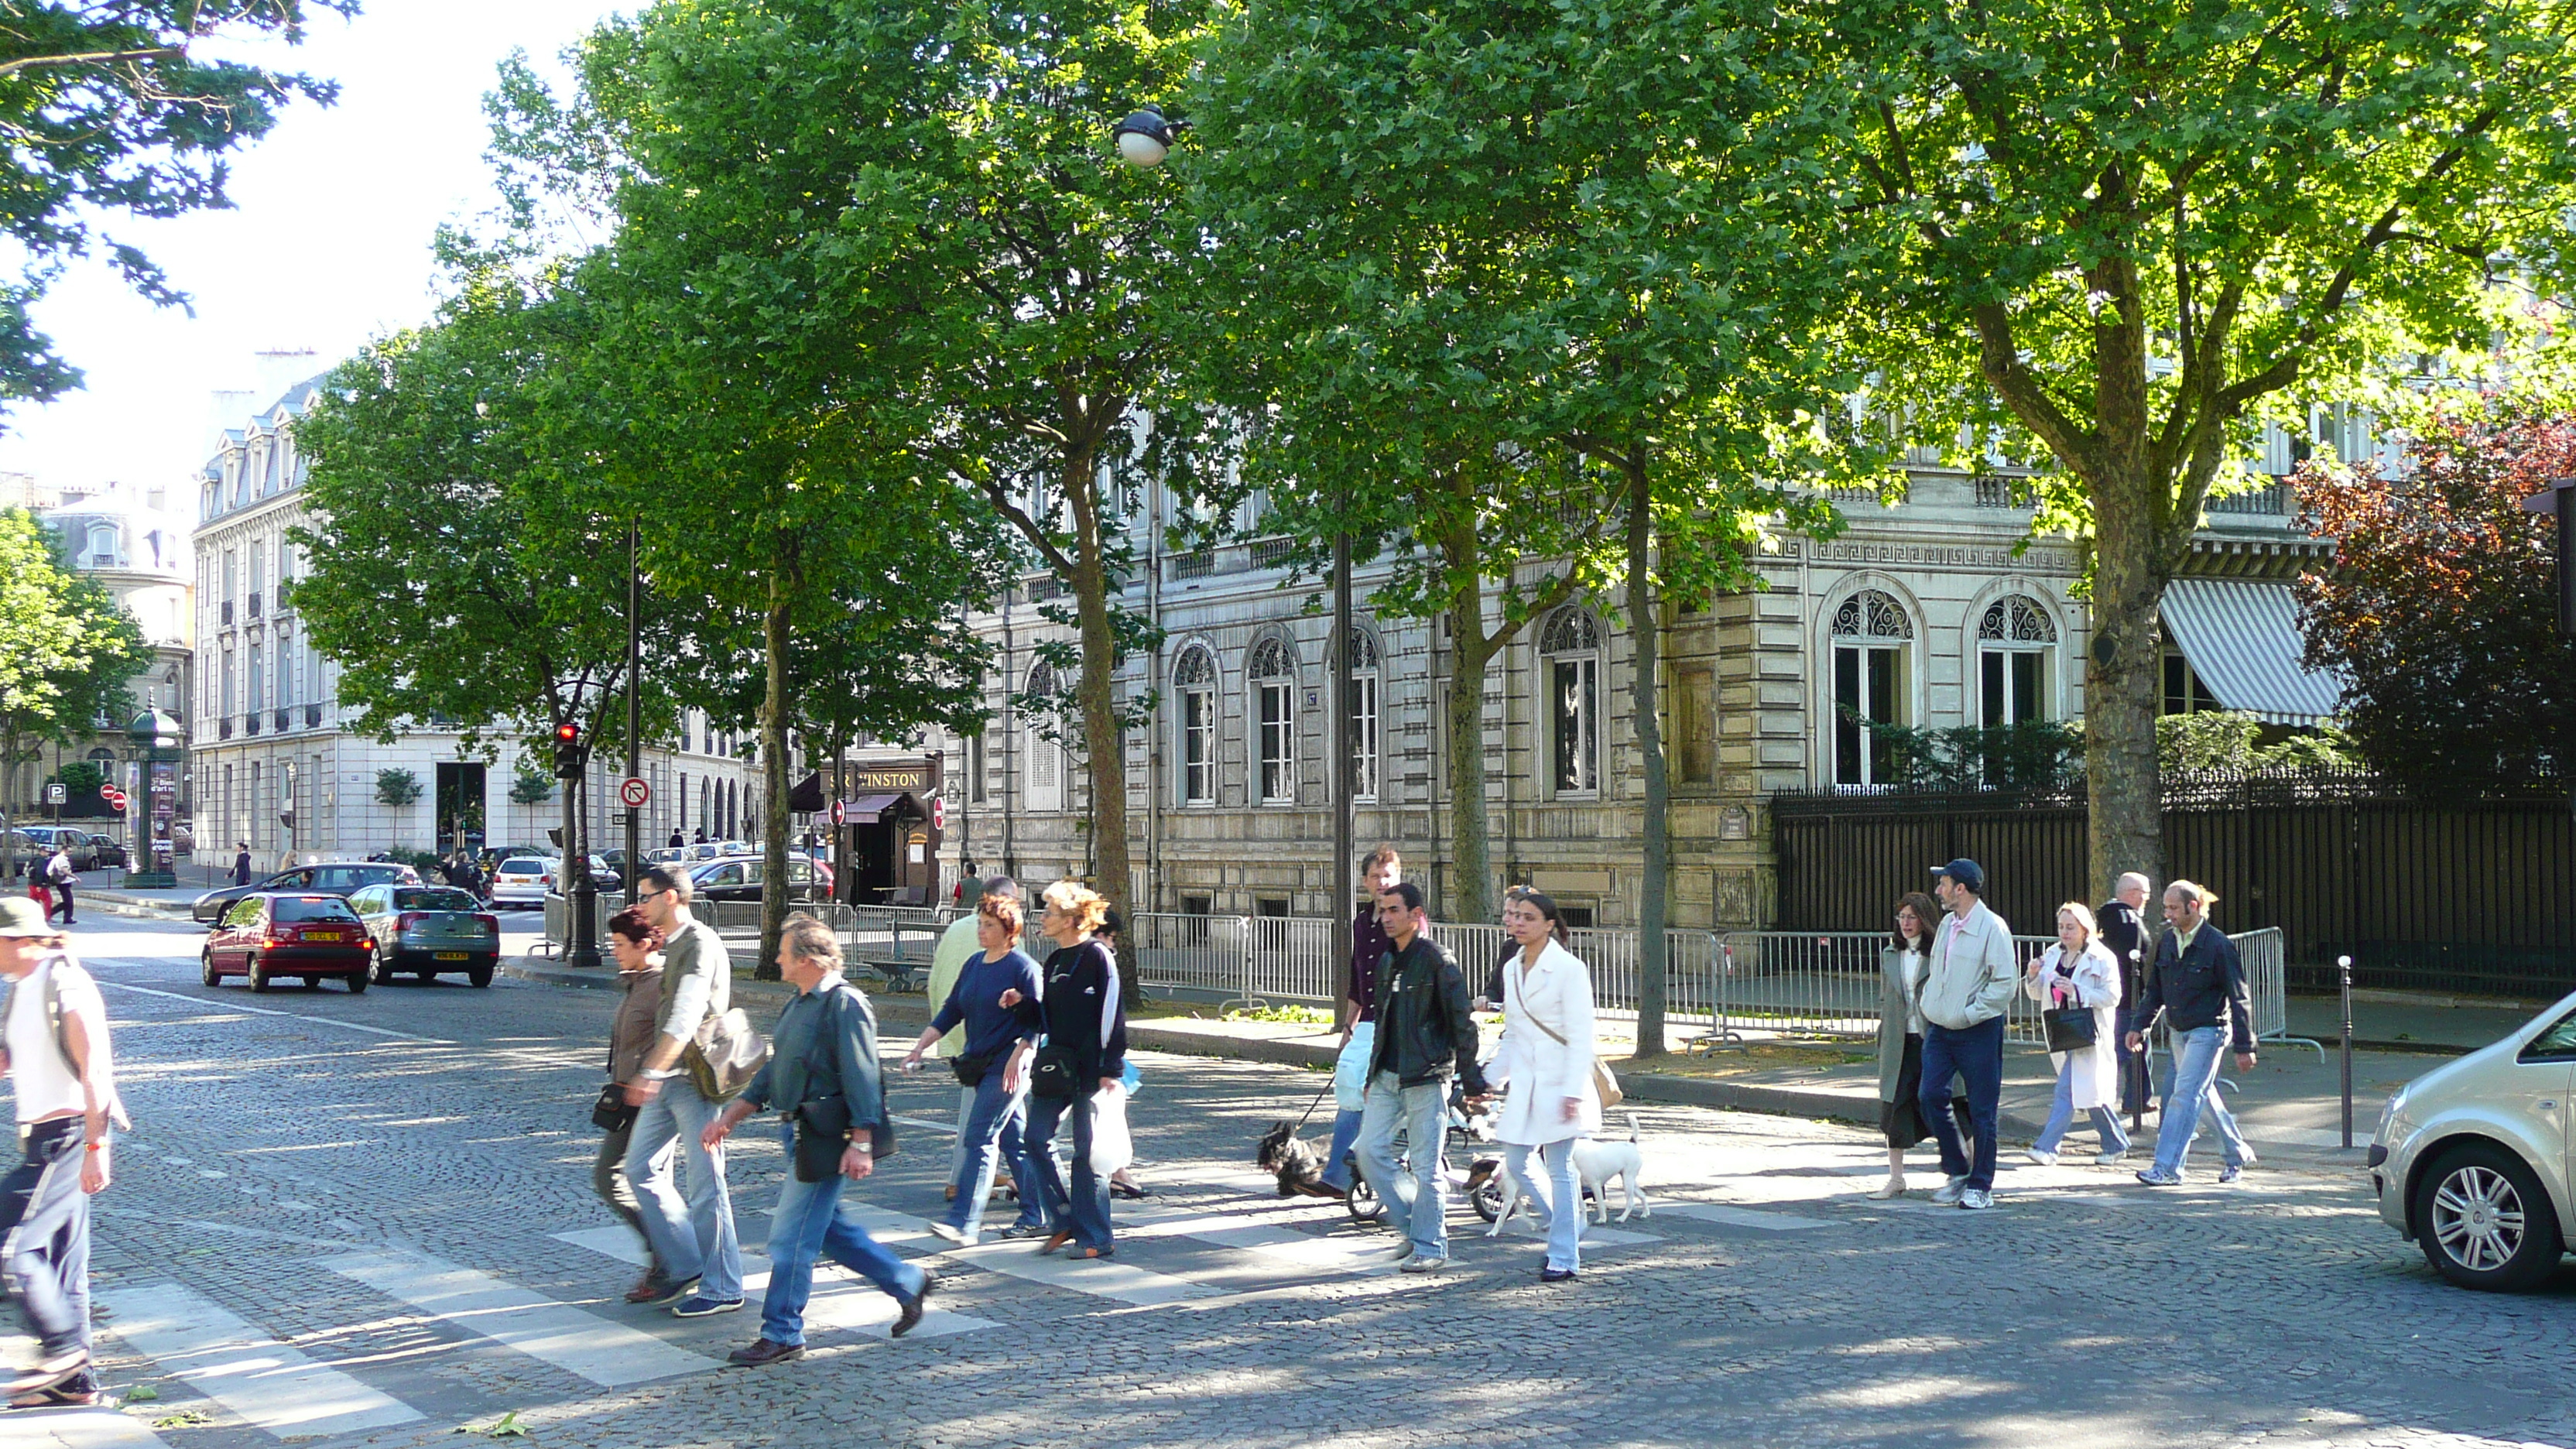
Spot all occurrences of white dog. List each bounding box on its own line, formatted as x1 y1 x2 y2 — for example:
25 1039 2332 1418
1481 1114 1652 1235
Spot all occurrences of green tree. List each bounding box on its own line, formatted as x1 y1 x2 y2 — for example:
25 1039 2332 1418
0 509 151 872
1757 0 2576 893
0 2 354 416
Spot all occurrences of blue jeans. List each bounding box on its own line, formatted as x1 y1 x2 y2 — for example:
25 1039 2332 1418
2153 1026 2251 1176
1920 1016 2005 1190
945 1069 1043 1238
1321 1109 1365 1191
1503 1141 1582 1273
2034 1060 2132 1157
625 1077 742 1301
1023 1091 1113 1251
0 1118 90 1368
2115 1005 2148 1116
759 1127 925 1347
1356 1070 1451 1259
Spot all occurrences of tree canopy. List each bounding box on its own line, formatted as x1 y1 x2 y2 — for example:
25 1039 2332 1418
0 509 152 858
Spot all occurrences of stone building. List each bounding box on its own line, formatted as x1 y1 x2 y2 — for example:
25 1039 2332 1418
933 430 2345 929
187 375 759 870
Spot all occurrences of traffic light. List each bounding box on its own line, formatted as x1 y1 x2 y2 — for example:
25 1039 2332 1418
553 721 584 779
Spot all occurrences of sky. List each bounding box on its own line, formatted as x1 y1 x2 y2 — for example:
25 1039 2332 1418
0 1 626 500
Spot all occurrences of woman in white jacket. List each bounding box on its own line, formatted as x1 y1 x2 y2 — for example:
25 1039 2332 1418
2022 902 2131 1166
1481 887 1602 1283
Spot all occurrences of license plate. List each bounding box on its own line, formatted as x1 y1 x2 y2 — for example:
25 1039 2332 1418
435 951 469 961
304 933 346 943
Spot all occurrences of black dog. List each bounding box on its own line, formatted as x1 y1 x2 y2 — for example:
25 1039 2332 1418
1255 1121 1341 1199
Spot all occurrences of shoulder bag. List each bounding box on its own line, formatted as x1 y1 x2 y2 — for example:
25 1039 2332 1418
1519 977 1623 1110
2042 961 2100 1053
1030 1043 1085 1099
787 992 899 1178
592 1083 637 1133
683 1004 770 1103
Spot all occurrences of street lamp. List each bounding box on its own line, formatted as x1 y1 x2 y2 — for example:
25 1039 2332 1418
125 707 183 888
1112 105 1185 168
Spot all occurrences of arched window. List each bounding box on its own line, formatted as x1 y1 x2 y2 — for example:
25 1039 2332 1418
84 521 118 567
1023 660 1064 811
1540 607 1602 795
1831 588 1913 787
1248 635 1297 805
1347 629 1381 802
1173 646 1217 805
1977 595 2058 725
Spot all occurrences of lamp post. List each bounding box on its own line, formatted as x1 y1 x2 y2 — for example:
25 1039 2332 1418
125 707 183 888
1112 105 1186 169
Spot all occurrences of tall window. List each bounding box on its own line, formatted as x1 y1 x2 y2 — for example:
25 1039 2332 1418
1831 589 1913 787
1174 645 1217 804
967 731 988 804
276 626 294 707
247 640 265 712
1347 630 1381 802
1249 635 1297 805
1023 660 1064 811
1978 596 2057 725
1540 607 1601 795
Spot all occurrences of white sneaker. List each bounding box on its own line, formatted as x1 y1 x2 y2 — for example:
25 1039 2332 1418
2023 1149 2059 1166
926 1222 971 1246
1930 1176 1969 1205
1399 1255 1446 1274
1958 1188 1995 1210
1866 1175 1907 1200
2095 1150 2128 1166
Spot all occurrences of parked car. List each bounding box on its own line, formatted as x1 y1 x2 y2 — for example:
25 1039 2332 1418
348 884 502 987
172 819 194 855
487 857 553 908
3 830 37 875
2372 991 2576 1290
192 861 421 925
81 832 126 868
200 892 372 992
688 853 831 905
19 826 98 872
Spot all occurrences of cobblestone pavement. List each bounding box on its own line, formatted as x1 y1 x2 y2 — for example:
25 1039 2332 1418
5 918 2571 1449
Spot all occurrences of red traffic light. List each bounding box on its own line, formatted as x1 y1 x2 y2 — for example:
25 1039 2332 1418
555 722 581 745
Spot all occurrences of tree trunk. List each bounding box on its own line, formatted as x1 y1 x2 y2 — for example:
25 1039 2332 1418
1623 453 1670 1059
2085 479 2167 900
1064 444 1136 993
1443 621 1495 925
755 550 794 981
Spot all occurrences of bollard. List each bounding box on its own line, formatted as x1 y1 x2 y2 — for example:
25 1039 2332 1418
2338 954 2355 1149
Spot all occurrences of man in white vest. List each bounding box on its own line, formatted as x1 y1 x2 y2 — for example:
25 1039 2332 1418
1917 858 2018 1210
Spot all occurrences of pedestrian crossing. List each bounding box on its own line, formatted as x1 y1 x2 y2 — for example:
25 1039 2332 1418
101 1279 422 1432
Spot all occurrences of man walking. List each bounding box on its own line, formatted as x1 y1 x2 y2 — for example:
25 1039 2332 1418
1917 858 2016 1210
2127 880 2258 1186
1354 881 1487 1272
1317 846 1402 1197
43 848 75 927
622 867 745 1315
2096 872 2154 1120
231 841 253 888
0 898 129 1406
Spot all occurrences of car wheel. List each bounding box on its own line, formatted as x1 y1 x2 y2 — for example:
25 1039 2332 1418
248 960 273 993
345 969 368 995
200 951 220 988
368 945 395 986
468 965 495 988
2414 1142 2566 1291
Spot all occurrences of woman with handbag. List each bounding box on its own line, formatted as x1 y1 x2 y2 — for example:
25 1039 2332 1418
1478 886 1601 1283
999 880 1127 1260
903 894 1045 1245
701 916 933 1366
2023 902 2130 1166
1873 892 1971 1199
601 909 681 1303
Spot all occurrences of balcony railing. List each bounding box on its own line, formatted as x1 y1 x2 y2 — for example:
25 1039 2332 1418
1973 478 2033 509
2208 482 2293 516
220 601 234 625
275 708 291 731
219 718 234 741
306 704 323 728
243 712 259 736
1171 550 1212 580
247 591 262 619
1250 538 1299 568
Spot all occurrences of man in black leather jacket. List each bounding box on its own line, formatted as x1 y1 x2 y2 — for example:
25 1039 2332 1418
1355 882 1487 1273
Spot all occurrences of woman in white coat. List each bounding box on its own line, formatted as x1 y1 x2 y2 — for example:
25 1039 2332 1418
1481 886 1602 1283
2023 902 2131 1165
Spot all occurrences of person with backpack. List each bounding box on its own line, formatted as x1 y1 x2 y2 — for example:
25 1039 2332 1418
43 848 75 927
0 897 131 1406
621 866 744 1318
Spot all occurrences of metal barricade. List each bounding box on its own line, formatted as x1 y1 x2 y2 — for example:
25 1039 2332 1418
1129 912 1253 1004
1708 931 1889 1041
2237 927 2322 1057
1247 915 1338 1005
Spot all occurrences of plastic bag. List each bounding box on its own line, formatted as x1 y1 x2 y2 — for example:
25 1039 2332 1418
1088 1082 1134 1176
1333 1022 1374 1113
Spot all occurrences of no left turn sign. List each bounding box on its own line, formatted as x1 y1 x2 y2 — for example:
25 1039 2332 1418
618 776 651 810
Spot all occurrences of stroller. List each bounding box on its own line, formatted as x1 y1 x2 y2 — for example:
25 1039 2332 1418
1345 1079 1509 1225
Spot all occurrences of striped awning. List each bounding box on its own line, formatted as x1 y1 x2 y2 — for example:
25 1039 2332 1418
2162 577 2346 726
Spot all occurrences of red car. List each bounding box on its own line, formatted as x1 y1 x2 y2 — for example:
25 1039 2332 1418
200 892 374 993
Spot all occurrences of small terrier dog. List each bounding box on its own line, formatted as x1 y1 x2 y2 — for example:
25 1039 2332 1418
1483 1114 1653 1234
1255 1120 1340 1198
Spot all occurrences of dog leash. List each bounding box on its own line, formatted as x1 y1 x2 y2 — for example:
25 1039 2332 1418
1293 1076 1333 1130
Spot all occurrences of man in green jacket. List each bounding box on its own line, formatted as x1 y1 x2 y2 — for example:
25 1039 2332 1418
622 867 744 1316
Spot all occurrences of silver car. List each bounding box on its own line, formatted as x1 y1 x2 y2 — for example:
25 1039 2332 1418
2371 992 2576 1290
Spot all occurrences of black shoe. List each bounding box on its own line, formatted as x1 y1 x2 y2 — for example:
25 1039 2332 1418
727 1338 805 1367
892 1269 936 1338
1540 1268 1580 1284
1110 1180 1149 1200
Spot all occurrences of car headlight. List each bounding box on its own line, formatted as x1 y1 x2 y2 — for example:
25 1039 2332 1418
2374 1083 2410 1145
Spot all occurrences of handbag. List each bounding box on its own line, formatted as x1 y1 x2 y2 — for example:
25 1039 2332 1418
683 1006 770 1104
1522 1001 1623 1109
1030 1042 1086 1100
2044 1002 2100 1054
950 1048 995 1088
591 1083 636 1132
793 1093 854 1182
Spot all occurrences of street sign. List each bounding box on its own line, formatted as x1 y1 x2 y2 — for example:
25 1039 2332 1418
618 776 652 810
100 787 126 810
930 796 947 831
829 799 847 827
43 783 63 805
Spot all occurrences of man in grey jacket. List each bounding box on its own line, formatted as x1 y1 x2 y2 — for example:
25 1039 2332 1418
622 867 744 1316
1917 858 2017 1209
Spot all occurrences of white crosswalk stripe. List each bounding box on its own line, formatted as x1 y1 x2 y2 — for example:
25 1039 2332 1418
1658 1202 1838 1231
7 1406 176 1449
549 1227 995 1340
319 1252 721 1387
101 1279 423 1435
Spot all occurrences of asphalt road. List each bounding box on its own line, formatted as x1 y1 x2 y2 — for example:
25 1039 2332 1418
4 914 2569 1449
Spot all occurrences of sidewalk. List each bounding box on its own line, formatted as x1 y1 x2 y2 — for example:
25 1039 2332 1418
504 954 2533 1171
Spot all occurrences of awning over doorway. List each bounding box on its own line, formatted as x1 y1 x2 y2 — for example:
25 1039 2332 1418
838 793 918 822
2161 577 2346 726
787 771 827 814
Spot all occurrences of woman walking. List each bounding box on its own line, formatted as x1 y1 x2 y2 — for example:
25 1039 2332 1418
1481 886 1601 1283
1001 881 1127 1260
702 916 933 1365
1873 892 1969 1198
903 893 1046 1245
602 909 680 1302
2023 902 2130 1166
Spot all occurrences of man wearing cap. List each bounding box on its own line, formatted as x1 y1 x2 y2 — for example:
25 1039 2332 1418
1918 859 2018 1209
0 896 129 1405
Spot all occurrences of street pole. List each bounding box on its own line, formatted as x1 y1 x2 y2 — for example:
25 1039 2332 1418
1330 522 1354 1006
625 521 642 901
2339 953 2355 1149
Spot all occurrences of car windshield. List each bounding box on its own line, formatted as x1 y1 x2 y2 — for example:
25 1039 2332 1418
499 860 544 875
395 889 478 912
274 896 359 923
